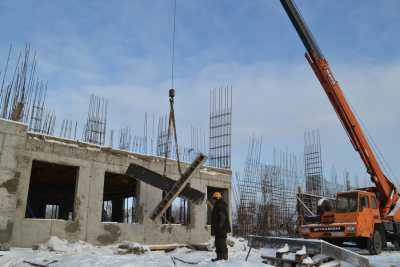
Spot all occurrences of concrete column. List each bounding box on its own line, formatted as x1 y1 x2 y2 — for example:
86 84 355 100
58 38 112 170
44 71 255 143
0 119 27 247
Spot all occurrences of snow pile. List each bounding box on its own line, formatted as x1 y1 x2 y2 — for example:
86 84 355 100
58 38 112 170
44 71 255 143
277 243 289 253
227 236 237 247
231 237 249 252
37 236 97 254
117 241 150 255
207 236 247 253
0 243 10 251
206 238 215 251
0 235 399 267
302 256 314 265
295 245 306 256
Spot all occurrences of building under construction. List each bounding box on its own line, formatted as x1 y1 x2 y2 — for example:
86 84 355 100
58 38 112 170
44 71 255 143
233 130 349 238
0 118 231 247
234 137 301 238
0 46 234 248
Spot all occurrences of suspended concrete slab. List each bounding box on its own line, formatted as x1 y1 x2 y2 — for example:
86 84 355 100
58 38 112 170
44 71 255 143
125 161 205 204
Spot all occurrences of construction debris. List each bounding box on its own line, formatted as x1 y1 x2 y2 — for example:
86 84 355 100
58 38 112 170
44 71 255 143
23 260 58 267
117 242 150 255
249 235 370 267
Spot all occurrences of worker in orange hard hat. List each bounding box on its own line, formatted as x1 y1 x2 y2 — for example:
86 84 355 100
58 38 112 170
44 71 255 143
212 191 222 200
210 191 231 261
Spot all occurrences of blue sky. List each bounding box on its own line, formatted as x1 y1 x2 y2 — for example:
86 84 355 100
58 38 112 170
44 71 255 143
1 0 400 187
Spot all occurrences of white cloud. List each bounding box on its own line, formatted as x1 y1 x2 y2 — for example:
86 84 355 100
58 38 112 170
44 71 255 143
3 0 399 187
43 56 400 186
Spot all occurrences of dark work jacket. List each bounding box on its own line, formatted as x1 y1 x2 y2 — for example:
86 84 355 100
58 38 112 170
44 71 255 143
211 199 231 238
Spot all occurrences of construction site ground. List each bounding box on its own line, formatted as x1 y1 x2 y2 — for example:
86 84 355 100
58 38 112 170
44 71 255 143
0 237 399 267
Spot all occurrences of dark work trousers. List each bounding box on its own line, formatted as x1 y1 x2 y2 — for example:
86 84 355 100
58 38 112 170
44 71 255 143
215 237 228 255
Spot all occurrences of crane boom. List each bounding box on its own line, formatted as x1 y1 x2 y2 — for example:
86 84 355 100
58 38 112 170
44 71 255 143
280 0 398 216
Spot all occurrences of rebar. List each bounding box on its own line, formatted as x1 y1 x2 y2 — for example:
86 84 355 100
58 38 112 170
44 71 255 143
234 136 302 238
236 135 263 237
208 86 232 169
59 119 78 139
156 114 171 157
0 44 53 126
83 94 108 146
118 126 132 150
304 129 323 195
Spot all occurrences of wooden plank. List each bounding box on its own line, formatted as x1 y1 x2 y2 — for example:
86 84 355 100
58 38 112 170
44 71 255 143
148 244 186 251
148 242 208 252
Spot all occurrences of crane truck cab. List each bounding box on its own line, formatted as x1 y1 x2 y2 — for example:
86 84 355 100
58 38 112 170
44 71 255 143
300 190 400 254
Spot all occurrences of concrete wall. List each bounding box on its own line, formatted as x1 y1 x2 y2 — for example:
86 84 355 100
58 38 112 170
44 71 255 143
0 119 231 247
0 120 27 246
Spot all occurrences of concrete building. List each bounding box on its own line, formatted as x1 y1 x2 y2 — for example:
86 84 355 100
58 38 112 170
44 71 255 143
0 119 231 247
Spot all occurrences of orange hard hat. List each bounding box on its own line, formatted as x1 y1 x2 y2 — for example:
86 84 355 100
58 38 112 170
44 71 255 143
212 191 222 199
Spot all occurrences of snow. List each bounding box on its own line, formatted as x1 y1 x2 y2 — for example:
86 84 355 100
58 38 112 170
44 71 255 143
302 256 314 264
388 198 400 217
40 236 97 253
364 251 400 267
0 236 399 267
276 243 289 253
0 236 267 267
295 245 306 256
317 198 325 206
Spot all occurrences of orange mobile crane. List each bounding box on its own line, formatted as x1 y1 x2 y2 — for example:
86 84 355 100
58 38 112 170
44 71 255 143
280 0 400 254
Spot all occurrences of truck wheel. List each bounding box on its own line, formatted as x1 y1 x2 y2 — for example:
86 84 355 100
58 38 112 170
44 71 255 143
368 230 383 255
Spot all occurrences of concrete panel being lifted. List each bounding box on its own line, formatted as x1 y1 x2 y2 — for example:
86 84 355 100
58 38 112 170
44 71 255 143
125 163 205 203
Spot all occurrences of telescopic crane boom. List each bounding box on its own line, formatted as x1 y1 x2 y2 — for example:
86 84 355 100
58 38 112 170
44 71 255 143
280 0 399 217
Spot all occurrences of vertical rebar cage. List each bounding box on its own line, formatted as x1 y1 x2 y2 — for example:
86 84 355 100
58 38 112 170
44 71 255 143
208 86 232 169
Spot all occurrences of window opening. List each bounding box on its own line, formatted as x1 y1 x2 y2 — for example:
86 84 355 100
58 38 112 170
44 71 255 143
102 172 138 223
25 160 78 220
162 192 190 225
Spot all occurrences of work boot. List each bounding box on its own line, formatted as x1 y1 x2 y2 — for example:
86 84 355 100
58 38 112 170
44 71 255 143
222 252 228 260
211 253 222 262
